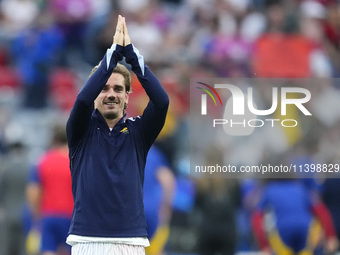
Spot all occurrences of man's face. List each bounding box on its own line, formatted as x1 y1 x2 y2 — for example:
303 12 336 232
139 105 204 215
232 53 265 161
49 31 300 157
94 73 129 121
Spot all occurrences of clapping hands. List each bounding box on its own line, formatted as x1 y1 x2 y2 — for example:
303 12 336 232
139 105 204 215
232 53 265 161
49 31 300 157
113 15 132 47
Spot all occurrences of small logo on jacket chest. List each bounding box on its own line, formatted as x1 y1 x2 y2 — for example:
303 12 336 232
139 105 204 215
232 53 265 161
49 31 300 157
120 127 129 134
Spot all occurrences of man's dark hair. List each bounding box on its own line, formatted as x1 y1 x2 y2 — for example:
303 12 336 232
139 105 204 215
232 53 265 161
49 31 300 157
90 62 132 93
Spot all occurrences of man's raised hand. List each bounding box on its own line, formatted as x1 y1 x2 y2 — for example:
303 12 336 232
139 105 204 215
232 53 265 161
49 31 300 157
113 15 124 46
123 17 132 46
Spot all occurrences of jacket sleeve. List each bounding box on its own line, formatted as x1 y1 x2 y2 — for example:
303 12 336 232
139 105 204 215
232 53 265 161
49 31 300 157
66 44 124 148
124 44 169 149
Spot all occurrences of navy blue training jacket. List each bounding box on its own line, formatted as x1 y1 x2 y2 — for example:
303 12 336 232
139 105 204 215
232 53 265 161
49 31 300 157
66 44 169 237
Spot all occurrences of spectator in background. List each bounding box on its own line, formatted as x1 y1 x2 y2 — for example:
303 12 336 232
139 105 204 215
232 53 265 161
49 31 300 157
27 124 73 255
194 176 241 255
123 1 164 63
11 11 64 109
47 0 92 65
193 147 241 255
0 141 30 255
252 178 339 255
0 0 39 38
144 145 176 255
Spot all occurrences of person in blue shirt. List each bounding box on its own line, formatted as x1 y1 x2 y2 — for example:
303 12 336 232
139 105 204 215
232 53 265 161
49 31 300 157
143 145 175 255
252 179 339 255
66 15 169 255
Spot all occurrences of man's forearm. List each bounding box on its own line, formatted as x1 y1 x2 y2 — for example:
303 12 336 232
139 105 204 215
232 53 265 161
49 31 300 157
124 44 169 109
67 44 124 145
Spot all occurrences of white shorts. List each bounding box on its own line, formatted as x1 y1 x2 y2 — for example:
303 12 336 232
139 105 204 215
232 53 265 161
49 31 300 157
71 243 145 255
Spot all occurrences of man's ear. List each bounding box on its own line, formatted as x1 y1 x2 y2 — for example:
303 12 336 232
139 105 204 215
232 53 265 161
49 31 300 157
125 92 129 105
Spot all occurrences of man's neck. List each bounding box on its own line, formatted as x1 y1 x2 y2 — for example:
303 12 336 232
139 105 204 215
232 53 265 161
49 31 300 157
105 115 123 129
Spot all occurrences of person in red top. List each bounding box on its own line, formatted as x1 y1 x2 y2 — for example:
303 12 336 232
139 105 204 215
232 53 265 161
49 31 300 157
27 124 73 255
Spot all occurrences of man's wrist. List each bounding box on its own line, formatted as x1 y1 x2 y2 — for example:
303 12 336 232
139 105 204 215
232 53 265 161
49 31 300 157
123 44 135 64
115 44 124 54
123 44 133 54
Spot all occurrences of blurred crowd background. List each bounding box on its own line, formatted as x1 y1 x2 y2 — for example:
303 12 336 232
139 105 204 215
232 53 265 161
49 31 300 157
0 0 340 254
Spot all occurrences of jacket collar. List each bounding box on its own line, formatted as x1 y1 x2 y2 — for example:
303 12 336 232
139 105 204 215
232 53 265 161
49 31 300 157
93 109 126 130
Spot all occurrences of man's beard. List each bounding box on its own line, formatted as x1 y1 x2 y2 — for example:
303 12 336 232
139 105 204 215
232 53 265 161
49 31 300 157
103 111 120 120
103 103 127 119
